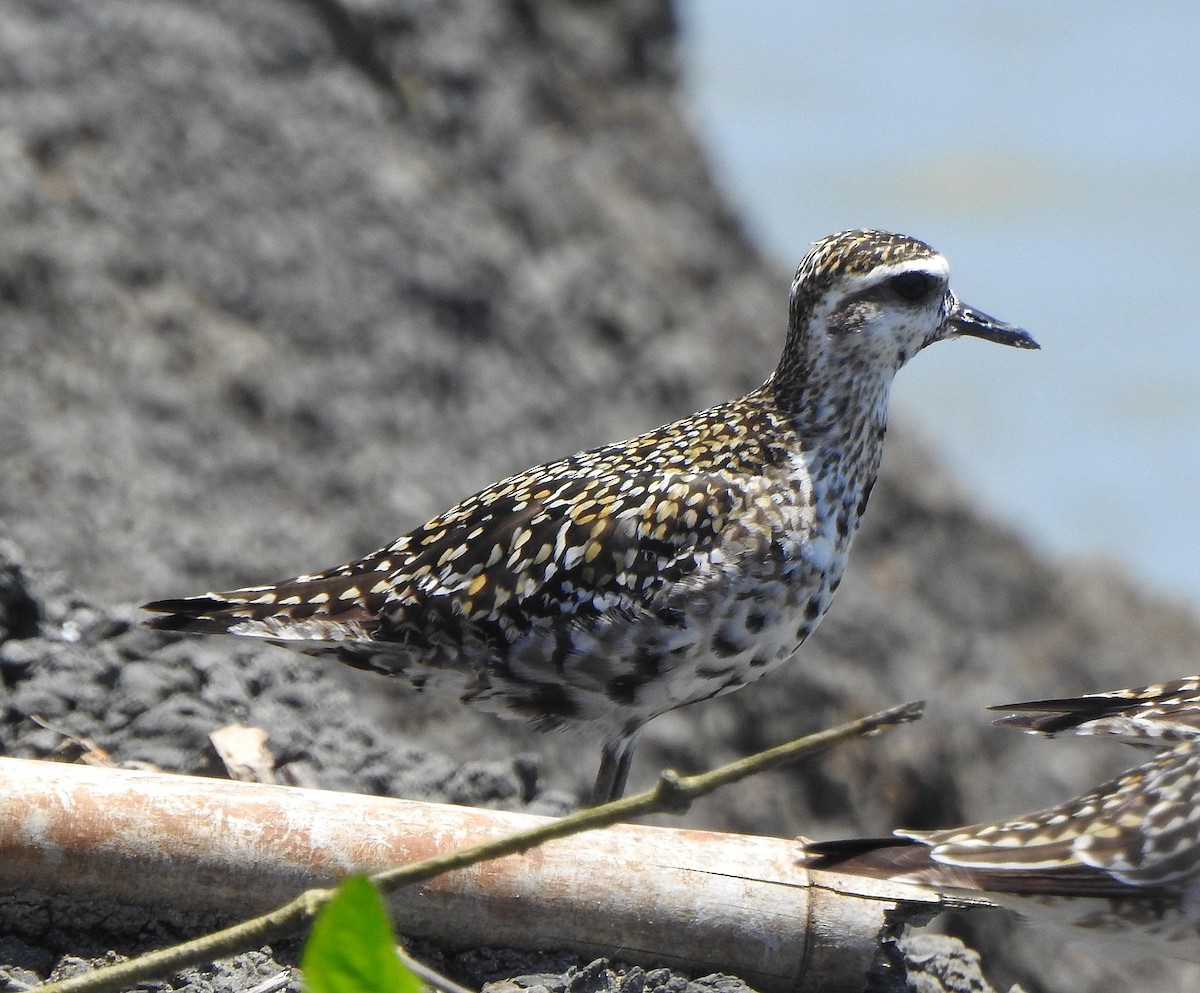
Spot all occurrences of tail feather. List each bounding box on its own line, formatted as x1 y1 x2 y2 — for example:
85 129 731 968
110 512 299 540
143 596 260 635
802 837 999 891
142 570 391 642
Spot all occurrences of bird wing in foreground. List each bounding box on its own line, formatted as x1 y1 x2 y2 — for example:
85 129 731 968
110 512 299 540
990 675 1200 745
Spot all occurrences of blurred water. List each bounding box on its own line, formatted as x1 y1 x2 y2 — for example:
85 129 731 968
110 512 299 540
678 0 1200 604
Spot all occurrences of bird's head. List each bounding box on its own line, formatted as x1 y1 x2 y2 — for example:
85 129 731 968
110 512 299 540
779 229 1038 385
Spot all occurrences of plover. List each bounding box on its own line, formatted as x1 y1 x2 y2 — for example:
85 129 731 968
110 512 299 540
806 679 1200 954
143 229 1037 803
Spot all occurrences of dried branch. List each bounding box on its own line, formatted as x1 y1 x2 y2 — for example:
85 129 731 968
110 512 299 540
27 701 924 993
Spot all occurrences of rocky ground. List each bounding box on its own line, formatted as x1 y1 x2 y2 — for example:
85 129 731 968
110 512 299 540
2 2 1199 991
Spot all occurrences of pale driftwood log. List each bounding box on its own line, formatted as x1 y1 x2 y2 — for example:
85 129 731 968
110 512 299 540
0 756 950 993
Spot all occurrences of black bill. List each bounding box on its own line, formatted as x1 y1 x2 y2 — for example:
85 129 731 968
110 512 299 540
948 301 1040 350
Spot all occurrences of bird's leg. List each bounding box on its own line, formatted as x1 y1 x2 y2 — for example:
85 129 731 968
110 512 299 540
590 732 640 805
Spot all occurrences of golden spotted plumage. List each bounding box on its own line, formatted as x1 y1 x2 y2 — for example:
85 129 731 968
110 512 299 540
145 229 1037 802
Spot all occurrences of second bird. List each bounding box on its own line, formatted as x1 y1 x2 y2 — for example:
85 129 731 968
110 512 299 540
144 229 1039 803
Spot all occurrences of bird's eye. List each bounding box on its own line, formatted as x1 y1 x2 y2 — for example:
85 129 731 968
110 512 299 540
887 271 938 303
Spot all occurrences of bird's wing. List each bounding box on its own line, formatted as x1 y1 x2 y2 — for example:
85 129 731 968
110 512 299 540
802 837 1141 899
142 450 763 648
804 740 1200 897
991 676 1200 745
911 740 1200 890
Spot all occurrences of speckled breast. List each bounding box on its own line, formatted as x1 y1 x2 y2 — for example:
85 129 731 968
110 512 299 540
482 468 861 738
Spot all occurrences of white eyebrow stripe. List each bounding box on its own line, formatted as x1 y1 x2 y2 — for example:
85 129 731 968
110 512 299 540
854 255 950 292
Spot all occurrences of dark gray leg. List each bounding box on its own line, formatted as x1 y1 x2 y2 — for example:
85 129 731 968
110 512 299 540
591 733 639 805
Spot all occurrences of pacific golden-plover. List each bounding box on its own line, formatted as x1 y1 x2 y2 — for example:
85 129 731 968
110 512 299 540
144 229 1038 803
806 678 1200 954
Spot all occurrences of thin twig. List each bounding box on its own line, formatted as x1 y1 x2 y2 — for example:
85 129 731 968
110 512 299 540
33 701 922 993
397 948 477 993
369 700 923 894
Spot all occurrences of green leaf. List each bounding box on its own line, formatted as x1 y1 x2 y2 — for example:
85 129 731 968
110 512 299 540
302 875 422 993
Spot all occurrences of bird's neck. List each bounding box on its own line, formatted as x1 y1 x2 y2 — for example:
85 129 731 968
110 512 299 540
759 338 896 544
767 334 897 452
